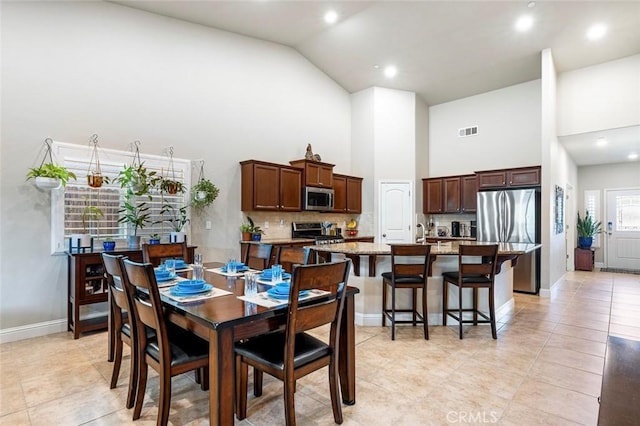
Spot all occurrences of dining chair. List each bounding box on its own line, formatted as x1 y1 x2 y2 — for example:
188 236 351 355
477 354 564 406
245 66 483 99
141 242 189 267
101 253 138 409
243 243 273 270
120 258 210 425
381 244 432 340
275 246 311 272
442 243 500 339
235 260 351 426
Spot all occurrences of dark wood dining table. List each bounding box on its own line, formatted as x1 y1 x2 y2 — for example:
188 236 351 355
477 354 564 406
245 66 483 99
159 262 360 426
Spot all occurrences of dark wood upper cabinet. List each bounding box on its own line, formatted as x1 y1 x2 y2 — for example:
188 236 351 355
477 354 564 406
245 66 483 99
289 159 334 188
444 177 461 213
477 166 541 189
240 160 302 211
423 178 444 214
460 175 477 213
333 174 362 214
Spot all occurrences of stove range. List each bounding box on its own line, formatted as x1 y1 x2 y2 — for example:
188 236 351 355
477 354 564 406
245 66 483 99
291 222 345 245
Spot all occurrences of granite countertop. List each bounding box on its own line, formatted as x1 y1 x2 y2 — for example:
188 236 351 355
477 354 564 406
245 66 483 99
241 236 375 245
309 241 542 256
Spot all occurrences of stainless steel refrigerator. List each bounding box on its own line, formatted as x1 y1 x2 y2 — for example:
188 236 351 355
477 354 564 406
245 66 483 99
477 189 541 294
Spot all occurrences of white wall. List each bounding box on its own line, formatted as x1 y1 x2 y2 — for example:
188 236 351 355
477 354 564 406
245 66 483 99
350 88 376 231
415 96 429 216
428 80 542 177
0 2 351 336
558 54 640 136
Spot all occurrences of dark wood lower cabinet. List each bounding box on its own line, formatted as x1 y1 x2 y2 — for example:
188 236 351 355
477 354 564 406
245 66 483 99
574 248 594 271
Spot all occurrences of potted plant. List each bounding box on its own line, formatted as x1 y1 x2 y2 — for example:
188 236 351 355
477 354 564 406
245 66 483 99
70 201 103 249
577 211 602 249
160 178 185 195
149 233 161 245
102 237 116 251
159 204 189 243
240 223 253 241
26 163 77 190
191 177 219 209
115 158 159 248
245 216 264 241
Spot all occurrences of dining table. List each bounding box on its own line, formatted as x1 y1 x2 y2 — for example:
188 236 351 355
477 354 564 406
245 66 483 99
158 261 360 426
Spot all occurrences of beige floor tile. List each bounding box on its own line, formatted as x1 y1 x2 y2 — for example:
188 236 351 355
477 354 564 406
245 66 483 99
544 333 607 357
528 360 602 397
512 379 599 425
0 409 31 426
0 383 27 417
608 323 640 339
537 346 604 375
553 323 608 343
500 401 582 425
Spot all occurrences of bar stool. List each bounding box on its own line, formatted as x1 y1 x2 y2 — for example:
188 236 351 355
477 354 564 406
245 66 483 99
442 244 499 339
381 244 431 340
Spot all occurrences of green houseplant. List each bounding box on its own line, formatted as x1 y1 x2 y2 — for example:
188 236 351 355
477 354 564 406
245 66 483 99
149 233 161 245
116 161 159 248
26 163 77 189
191 177 220 209
159 204 189 243
577 211 602 249
240 223 253 241
247 216 264 241
70 200 103 249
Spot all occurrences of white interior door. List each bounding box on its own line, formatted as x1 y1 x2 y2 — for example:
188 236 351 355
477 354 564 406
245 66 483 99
606 189 640 269
379 181 413 244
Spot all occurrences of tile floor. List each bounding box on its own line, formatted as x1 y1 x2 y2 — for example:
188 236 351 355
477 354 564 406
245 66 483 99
2 270 639 425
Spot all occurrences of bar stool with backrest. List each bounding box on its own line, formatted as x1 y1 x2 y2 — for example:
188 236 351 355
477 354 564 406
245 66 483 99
120 258 210 425
275 246 311 272
381 244 432 340
142 242 189 267
243 243 273 270
235 260 351 426
442 243 500 339
101 253 139 410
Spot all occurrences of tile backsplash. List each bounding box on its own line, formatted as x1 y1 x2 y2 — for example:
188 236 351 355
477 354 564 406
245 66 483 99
418 213 476 237
242 212 366 239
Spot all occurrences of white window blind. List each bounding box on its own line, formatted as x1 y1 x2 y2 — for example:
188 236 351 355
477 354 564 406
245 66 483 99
51 141 191 254
584 190 601 247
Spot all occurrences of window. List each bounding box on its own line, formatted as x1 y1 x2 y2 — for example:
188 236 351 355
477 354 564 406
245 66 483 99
584 190 601 247
51 141 191 254
615 194 640 232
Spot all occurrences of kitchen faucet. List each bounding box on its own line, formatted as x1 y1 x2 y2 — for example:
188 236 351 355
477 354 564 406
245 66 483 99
416 223 426 243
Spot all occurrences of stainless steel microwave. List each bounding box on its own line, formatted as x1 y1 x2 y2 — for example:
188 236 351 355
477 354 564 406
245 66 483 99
303 187 334 211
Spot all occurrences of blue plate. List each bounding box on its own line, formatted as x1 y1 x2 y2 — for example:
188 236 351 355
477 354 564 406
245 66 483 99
170 283 213 296
259 272 291 281
156 273 177 282
174 262 188 270
177 279 206 289
266 287 308 300
221 265 249 273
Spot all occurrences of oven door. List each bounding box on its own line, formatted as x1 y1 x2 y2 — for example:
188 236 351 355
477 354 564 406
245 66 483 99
304 187 334 211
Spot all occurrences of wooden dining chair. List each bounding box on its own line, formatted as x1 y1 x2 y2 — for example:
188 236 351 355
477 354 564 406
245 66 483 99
275 246 311 272
120 258 210 425
101 253 138 409
235 260 351 426
381 244 432 340
141 242 189 267
442 243 500 339
243 243 273 270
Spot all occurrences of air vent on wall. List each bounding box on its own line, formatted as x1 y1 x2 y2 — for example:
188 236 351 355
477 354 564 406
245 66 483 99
458 126 478 138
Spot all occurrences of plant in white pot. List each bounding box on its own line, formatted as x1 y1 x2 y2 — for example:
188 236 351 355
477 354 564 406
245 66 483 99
70 202 104 249
159 203 189 243
191 162 220 209
26 138 77 190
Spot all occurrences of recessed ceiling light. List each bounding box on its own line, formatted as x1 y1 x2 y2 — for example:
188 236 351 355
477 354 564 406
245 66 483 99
586 23 607 40
628 152 639 160
515 15 534 32
373 64 380 69
527 1 536 8
324 10 338 24
384 65 397 78
595 137 608 147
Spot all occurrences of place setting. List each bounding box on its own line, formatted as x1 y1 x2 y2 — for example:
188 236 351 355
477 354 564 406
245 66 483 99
161 253 232 303
209 258 258 277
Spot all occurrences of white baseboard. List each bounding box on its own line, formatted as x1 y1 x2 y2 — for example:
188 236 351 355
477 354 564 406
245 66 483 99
0 319 68 344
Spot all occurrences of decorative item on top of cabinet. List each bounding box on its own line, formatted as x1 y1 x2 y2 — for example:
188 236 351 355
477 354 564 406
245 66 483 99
289 159 334 188
240 160 302 211
332 173 363 214
476 165 541 189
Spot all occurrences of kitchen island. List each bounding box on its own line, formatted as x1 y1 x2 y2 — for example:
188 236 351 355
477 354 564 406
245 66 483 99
310 241 541 327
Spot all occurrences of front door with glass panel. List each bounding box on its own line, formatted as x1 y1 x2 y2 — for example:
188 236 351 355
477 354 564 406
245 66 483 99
606 189 640 269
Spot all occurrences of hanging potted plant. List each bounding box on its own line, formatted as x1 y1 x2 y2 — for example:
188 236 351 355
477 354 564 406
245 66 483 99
159 146 185 195
87 134 106 188
26 138 77 190
191 162 220 209
158 203 189 243
577 211 603 249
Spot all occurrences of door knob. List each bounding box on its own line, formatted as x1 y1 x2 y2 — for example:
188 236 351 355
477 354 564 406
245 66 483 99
382 233 387 238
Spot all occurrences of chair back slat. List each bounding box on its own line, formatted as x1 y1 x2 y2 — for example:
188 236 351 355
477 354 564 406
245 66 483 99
102 253 129 312
457 244 499 280
245 243 273 270
142 242 189 267
390 244 431 279
276 246 311 272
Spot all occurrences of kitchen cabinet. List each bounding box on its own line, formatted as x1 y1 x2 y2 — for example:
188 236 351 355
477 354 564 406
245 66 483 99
476 166 541 189
333 174 363 214
460 174 478 213
574 248 594 271
289 159 334 188
424 175 475 214
241 160 302 211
